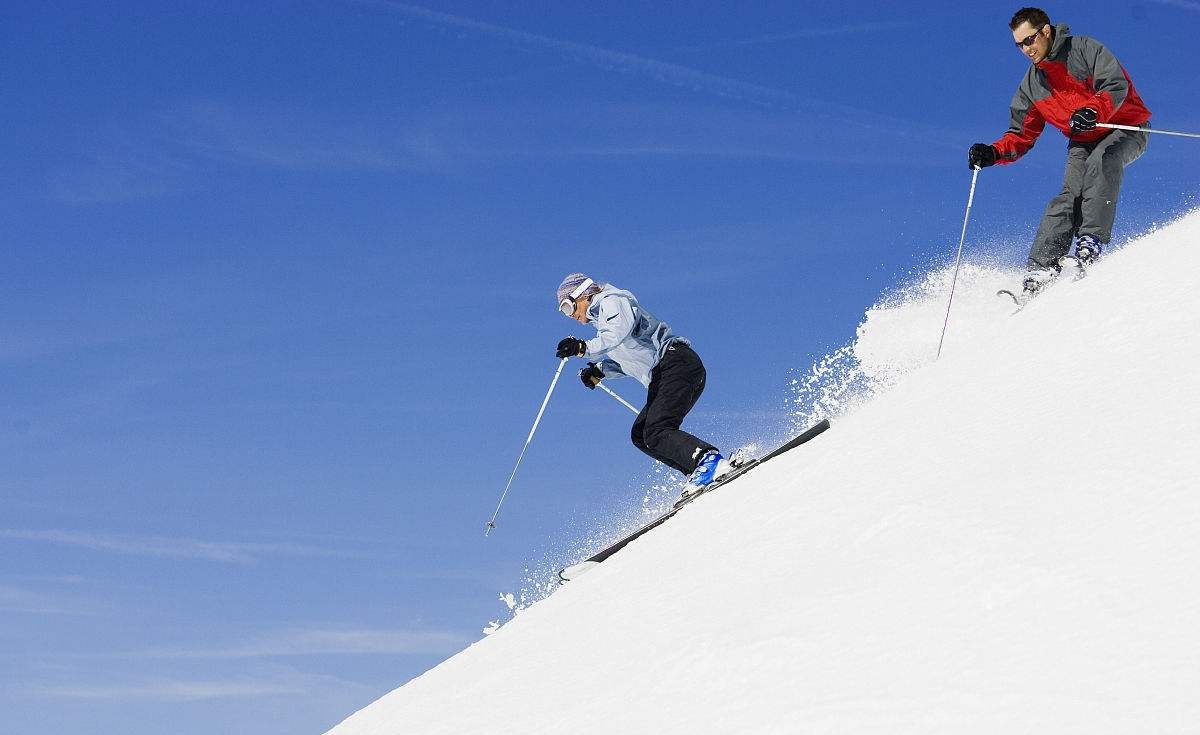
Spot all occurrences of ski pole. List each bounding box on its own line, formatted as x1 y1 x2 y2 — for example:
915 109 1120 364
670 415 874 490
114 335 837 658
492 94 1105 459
484 358 567 536
1097 122 1200 140
596 382 639 415
936 165 981 360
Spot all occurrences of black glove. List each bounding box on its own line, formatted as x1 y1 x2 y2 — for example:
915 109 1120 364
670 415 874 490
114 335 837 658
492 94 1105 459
579 362 603 390
556 337 586 359
967 143 997 170
1069 107 1098 134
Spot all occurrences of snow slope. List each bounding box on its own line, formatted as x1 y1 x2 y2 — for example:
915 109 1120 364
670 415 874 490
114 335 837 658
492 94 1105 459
328 210 1200 734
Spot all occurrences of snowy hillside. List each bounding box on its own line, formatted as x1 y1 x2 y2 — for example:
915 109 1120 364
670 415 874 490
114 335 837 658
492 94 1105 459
327 210 1200 735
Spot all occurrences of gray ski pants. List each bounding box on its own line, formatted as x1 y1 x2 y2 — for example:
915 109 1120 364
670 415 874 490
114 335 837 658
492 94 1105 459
1028 125 1150 269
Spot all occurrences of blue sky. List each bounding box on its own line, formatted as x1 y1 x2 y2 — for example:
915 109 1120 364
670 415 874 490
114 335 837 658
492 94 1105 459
2 2 1197 733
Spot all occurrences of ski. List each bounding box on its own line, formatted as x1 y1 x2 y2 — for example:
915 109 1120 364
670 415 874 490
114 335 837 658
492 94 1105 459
997 256 1088 313
996 287 1031 310
558 418 831 582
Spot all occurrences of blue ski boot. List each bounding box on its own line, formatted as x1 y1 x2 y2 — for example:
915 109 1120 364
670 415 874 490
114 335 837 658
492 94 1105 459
679 449 734 503
689 450 724 486
1074 234 1102 267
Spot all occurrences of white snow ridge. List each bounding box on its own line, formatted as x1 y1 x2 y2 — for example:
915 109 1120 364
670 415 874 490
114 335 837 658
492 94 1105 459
327 210 1200 735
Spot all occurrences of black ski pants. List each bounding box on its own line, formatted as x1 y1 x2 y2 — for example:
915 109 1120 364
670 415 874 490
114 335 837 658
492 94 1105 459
631 342 717 476
1028 125 1149 269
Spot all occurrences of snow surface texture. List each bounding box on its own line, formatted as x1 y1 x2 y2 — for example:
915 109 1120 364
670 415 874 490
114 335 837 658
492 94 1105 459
327 210 1200 735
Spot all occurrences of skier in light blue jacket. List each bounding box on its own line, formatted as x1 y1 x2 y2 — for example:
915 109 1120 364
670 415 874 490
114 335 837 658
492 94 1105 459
554 273 729 492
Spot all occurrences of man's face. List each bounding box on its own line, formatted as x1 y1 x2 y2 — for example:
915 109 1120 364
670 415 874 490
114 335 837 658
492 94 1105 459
1012 21 1051 64
570 294 591 324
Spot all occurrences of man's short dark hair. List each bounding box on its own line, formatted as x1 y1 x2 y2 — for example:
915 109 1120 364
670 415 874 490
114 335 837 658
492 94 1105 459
1010 7 1051 31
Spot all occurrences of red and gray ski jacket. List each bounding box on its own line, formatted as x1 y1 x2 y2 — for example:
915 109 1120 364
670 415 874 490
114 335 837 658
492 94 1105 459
992 23 1151 164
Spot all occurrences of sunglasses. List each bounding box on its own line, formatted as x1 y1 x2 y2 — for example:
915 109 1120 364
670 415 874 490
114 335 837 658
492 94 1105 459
1015 25 1047 48
558 278 594 316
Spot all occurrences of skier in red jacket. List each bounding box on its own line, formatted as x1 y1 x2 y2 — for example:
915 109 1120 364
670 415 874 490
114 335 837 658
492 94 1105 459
968 7 1151 297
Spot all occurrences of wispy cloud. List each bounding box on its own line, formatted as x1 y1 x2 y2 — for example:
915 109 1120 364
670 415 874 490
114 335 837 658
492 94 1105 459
45 7 950 204
0 583 93 616
45 100 450 203
358 0 801 110
45 151 185 204
142 627 469 659
0 313 170 363
682 20 919 50
1145 0 1200 11
403 100 953 167
156 100 440 173
30 678 309 702
20 667 381 704
0 529 350 564
47 95 948 208
353 1 934 135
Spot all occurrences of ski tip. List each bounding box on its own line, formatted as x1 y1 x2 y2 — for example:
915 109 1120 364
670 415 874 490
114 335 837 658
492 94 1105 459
671 496 693 511
558 560 600 583
996 289 1023 307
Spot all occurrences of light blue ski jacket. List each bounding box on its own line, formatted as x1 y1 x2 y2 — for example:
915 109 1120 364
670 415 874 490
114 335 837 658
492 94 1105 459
583 285 687 388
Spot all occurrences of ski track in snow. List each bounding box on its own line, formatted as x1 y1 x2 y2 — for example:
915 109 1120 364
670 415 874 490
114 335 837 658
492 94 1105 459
329 208 1200 735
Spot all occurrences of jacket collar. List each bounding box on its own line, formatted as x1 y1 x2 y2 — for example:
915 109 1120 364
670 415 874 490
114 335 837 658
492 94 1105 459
1038 23 1071 66
585 285 612 323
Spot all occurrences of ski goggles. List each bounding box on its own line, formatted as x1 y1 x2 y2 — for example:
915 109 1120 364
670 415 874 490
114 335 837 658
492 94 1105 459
558 278 594 316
